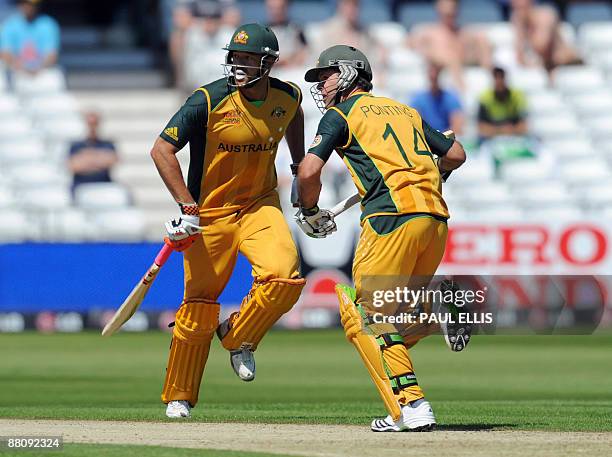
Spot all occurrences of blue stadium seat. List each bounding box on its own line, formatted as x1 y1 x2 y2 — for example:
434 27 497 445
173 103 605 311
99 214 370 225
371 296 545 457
459 0 503 24
567 2 612 29
398 2 437 31
359 0 393 25
237 0 268 24
289 1 334 24
360 4 392 24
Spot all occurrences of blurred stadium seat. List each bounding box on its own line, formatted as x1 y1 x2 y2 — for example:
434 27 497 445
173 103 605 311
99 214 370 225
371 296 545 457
586 115 612 142
398 2 437 31
236 0 268 23
0 210 37 241
0 95 20 117
445 158 495 187
508 67 548 94
0 187 16 210
289 0 333 24
458 0 502 24
578 21 612 55
582 184 612 209
514 182 574 209
567 2 612 29
21 186 72 211
527 90 567 116
0 116 34 137
8 163 68 189
0 139 46 165
13 68 66 96
568 91 612 118
360 0 392 24
74 183 131 212
370 22 407 50
499 159 552 184
561 158 612 185
91 209 147 242
483 22 514 49
43 208 93 241
463 181 515 209
467 205 524 222
38 117 87 143
524 206 584 222
530 114 581 139
554 65 606 94
24 94 79 119
542 138 595 161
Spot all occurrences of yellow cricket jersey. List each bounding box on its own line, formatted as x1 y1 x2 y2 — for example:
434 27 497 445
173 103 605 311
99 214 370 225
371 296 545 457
308 92 452 222
161 77 302 217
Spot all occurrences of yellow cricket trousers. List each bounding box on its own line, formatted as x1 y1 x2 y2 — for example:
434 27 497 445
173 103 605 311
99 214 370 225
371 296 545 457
161 191 302 406
353 214 448 405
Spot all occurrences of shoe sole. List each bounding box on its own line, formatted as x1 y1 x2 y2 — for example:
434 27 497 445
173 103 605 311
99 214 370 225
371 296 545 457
439 280 472 352
371 423 435 432
229 353 255 382
409 423 436 432
441 320 471 352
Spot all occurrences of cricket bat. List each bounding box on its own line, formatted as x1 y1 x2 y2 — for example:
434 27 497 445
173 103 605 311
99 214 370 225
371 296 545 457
101 243 174 336
103 196 361 337
439 129 456 182
330 192 361 217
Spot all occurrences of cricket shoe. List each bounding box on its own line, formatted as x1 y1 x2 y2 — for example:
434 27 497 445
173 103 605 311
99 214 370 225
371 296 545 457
439 279 472 352
371 399 436 432
230 347 256 382
166 400 191 418
216 317 256 382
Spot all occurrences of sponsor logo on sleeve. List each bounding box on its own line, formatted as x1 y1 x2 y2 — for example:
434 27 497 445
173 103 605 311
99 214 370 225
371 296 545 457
164 127 179 141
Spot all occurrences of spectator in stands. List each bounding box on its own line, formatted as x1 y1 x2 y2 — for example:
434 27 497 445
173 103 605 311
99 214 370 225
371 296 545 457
409 0 492 91
410 61 464 135
68 112 118 192
510 0 581 73
477 66 527 142
311 0 385 74
0 0 60 75
182 0 228 91
169 0 194 87
266 0 308 68
220 0 241 28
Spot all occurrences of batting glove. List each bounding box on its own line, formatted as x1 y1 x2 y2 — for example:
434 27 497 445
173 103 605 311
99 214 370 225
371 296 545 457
295 205 337 239
164 202 202 251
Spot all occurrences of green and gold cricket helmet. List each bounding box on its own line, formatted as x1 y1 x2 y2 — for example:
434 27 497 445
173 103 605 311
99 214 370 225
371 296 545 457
304 45 372 83
223 23 280 58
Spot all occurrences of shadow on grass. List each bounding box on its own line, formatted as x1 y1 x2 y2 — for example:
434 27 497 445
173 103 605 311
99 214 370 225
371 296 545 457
435 424 515 431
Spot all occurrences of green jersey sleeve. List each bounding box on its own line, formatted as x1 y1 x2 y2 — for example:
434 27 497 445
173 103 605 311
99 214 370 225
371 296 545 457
422 120 454 156
307 108 349 163
160 89 209 149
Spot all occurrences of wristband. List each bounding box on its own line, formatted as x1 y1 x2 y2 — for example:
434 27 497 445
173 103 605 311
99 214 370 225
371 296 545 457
301 205 319 217
178 202 199 216
290 163 299 176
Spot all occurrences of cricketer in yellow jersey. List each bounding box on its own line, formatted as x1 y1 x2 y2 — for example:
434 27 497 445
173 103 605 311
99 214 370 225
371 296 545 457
297 45 467 432
150 23 306 419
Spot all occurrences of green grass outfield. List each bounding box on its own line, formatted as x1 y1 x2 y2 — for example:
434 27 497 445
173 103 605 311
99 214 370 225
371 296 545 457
0 330 611 431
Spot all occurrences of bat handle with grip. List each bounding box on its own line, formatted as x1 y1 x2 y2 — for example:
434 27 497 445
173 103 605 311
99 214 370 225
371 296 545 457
155 243 174 266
